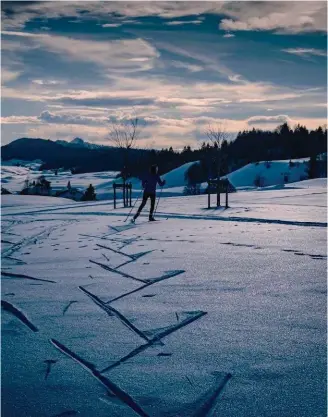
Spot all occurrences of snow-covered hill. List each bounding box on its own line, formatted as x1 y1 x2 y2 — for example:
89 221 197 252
1 156 323 201
1 159 43 170
162 161 199 188
225 158 309 189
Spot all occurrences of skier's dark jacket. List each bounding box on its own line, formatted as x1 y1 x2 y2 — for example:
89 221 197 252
142 173 165 194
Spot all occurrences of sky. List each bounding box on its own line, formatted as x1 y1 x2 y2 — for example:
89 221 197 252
1 1 327 149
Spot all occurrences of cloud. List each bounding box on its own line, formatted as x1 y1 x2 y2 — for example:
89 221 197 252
102 23 122 28
1 31 160 73
164 20 202 26
23 123 110 144
282 48 326 57
2 110 326 148
223 33 235 38
1 115 39 124
2 1 325 35
228 74 242 83
38 110 108 126
32 79 64 85
1 2 225 30
247 114 291 125
58 96 155 108
1 68 21 83
170 61 203 72
2 71 324 115
219 2 326 34
148 40 238 80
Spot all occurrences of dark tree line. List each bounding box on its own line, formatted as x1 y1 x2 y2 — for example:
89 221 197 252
125 123 327 180
3 123 326 180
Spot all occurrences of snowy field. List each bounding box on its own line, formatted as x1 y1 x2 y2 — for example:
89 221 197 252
1 179 327 417
2 157 311 200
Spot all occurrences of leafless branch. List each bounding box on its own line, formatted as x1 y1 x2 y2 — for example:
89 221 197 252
205 123 231 178
205 123 230 148
108 110 143 150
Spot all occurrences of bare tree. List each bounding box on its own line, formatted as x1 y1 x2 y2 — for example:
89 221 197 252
107 111 144 182
205 123 231 179
108 114 141 150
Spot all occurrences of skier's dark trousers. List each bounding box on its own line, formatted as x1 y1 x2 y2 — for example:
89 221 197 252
133 165 165 222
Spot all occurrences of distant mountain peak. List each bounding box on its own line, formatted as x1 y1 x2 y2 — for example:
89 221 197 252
71 137 85 145
56 137 110 150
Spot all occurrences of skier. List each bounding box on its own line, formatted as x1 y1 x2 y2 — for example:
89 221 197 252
132 164 166 222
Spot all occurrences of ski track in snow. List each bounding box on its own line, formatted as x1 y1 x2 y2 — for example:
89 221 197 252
1 185 326 417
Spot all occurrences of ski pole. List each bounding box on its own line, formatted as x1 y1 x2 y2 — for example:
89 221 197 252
124 190 142 222
154 186 163 216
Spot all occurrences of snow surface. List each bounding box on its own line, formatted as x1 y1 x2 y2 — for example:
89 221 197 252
1 179 326 417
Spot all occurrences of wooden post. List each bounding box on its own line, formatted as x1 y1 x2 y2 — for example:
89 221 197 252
217 183 220 207
123 179 126 208
113 183 116 209
208 182 210 209
226 185 229 208
129 184 132 207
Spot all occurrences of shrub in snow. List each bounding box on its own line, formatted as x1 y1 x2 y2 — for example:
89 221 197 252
307 155 318 179
254 175 265 187
20 187 29 195
183 184 201 195
82 184 96 201
184 161 207 186
1 187 11 195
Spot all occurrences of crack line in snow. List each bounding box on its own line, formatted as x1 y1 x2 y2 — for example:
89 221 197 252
2 300 38 332
3 256 26 265
100 311 207 373
89 259 147 283
50 339 150 417
191 372 232 417
96 243 153 261
1 271 56 283
44 359 57 380
1 239 16 245
104 270 185 304
62 301 78 316
79 286 152 343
